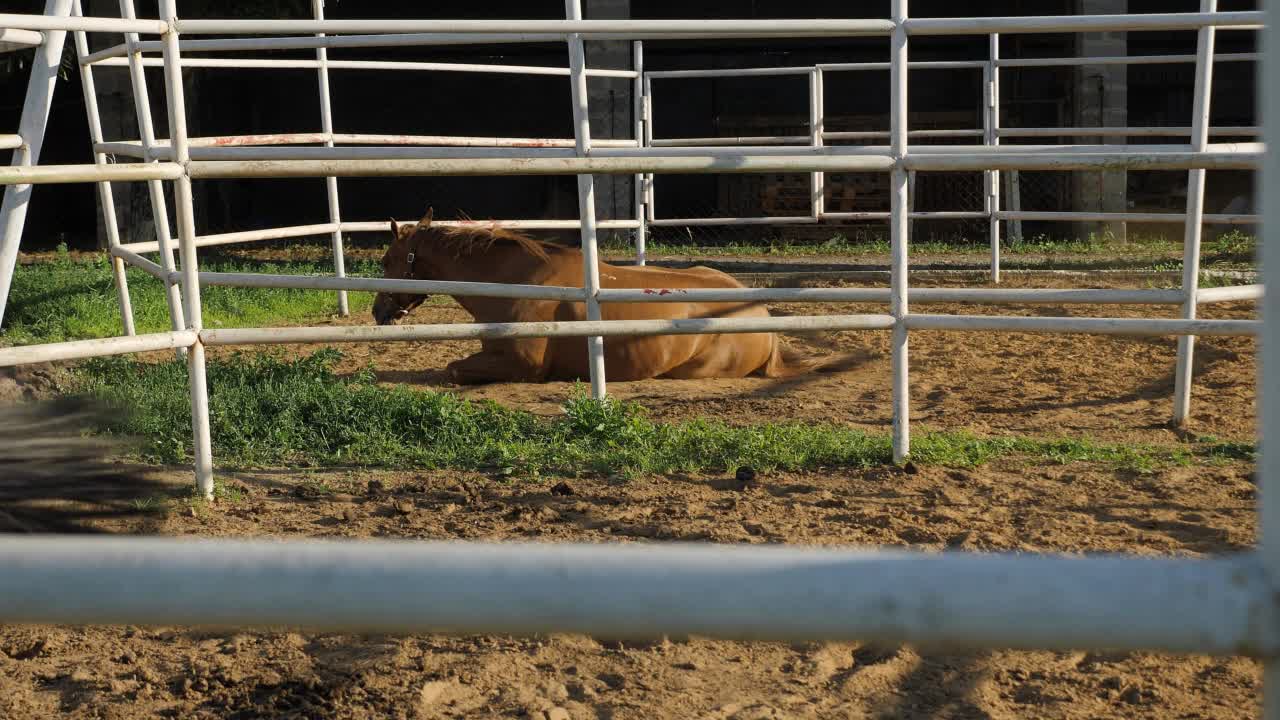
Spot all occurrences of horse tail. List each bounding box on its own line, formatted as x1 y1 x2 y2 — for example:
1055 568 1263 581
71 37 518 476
760 338 834 378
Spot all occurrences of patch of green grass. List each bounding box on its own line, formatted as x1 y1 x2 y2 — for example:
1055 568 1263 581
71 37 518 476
1193 437 1256 464
1205 229 1256 265
130 479 247 517
209 479 247 504
182 477 248 516
130 494 169 513
72 348 1251 477
909 432 1206 475
2 246 386 345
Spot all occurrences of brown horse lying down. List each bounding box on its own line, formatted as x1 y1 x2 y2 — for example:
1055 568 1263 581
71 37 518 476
371 210 821 384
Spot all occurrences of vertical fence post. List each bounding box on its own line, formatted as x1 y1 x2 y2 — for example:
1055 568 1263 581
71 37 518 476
643 72 655 223
120 0 186 357
566 0 608 400
907 169 916 244
71 0 135 337
890 0 910 463
1006 170 1023 241
810 67 825 223
632 40 647 265
159 0 215 498
987 32 1002 283
312 0 348 317
0 0 73 330
1173 0 1218 427
1260 2 1280 716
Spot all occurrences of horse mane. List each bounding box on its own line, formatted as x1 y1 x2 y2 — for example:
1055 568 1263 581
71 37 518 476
411 213 553 262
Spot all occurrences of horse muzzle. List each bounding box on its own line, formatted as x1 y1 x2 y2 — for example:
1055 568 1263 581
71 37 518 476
374 308 409 326
372 295 411 325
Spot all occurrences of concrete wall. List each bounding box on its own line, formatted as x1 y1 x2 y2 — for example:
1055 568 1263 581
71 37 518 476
584 0 635 246
1074 0 1128 240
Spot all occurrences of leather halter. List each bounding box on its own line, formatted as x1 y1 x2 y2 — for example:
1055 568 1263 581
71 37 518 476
402 233 422 280
386 239 425 316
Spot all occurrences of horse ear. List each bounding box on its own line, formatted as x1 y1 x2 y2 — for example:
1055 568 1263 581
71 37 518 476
389 218 399 239
420 207 434 226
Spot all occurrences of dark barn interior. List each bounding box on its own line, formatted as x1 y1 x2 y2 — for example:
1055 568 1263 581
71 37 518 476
0 0 1260 251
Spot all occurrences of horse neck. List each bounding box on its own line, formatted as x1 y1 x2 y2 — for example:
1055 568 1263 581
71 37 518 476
423 241 547 285
423 241 555 317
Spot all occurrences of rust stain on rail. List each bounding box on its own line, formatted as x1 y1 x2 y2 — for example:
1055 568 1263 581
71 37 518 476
205 133 328 147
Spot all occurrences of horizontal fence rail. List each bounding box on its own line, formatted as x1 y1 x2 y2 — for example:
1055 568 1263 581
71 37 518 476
109 246 166 279
199 314 899 346
59 149 1239 182
170 19 899 36
0 27 43 52
0 12 165 33
193 272 589 302
995 211 1259 224
182 155 902 178
1198 284 1265 303
0 162 183 184
98 133 640 159
114 219 642 254
595 287 1191 304
84 30 881 57
902 12 1264 35
101 56 625 75
0 537 1272 656
0 330 197 368
995 51 1259 67
339 219 642 231
998 126 1261 137
904 315 1259 336
93 55 639 77
901 150 1260 171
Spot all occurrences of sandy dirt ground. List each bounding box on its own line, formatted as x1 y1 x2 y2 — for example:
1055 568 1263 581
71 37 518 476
0 274 1262 719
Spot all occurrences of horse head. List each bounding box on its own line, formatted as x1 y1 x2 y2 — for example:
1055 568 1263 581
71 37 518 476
372 207 434 325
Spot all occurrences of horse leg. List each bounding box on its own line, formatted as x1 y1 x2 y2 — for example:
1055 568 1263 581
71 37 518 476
445 342 547 385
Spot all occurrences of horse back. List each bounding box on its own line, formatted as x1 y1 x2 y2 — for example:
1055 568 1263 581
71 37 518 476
600 262 744 291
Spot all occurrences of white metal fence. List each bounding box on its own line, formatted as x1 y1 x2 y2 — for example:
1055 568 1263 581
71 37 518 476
0 1 1263 473
0 5 1275 712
